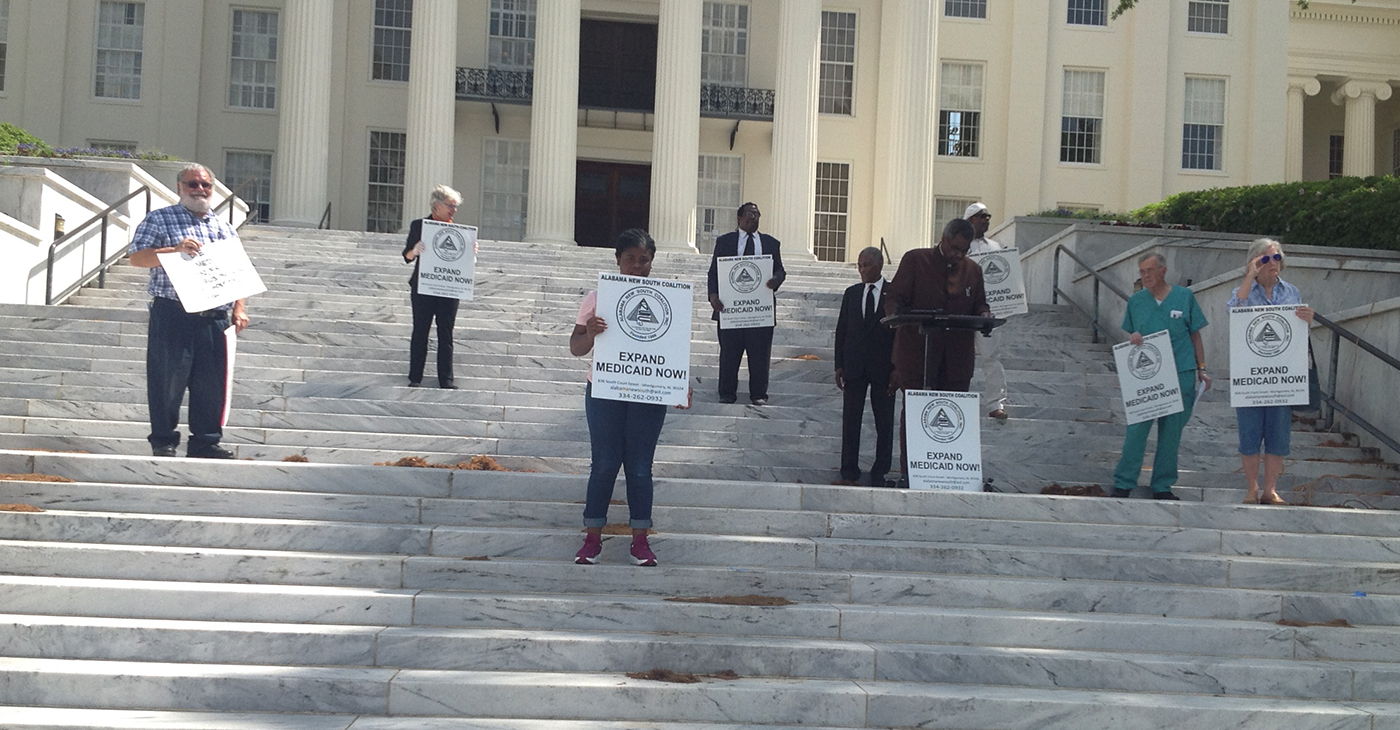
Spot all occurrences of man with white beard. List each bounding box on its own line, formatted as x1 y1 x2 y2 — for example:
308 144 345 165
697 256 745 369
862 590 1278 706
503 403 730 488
127 163 251 459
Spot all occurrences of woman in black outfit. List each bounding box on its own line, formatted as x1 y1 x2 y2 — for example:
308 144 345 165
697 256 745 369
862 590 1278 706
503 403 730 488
402 184 464 389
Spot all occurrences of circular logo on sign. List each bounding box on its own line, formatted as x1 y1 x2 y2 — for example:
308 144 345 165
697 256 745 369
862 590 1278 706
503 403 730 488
728 261 763 294
431 227 468 262
1127 343 1163 381
980 254 1011 285
615 286 672 342
920 398 966 444
1245 312 1292 358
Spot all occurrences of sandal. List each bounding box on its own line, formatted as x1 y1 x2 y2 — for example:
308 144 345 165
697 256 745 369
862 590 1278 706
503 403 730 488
1243 490 1259 504
1260 493 1288 506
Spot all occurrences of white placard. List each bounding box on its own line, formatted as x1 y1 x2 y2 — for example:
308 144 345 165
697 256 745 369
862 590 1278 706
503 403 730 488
592 272 693 407
968 249 1028 318
904 390 983 492
716 255 776 329
1113 330 1185 425
415 220 478 300
1229 304 1311 408
222 326 236 429
155 236 266 313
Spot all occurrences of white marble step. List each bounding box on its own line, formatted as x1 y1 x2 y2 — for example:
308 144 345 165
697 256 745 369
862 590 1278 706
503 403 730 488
7 659 1394 726
3 613 1394 699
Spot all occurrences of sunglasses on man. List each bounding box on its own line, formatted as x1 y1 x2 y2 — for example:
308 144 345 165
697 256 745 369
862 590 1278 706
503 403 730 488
1258 253 1282 265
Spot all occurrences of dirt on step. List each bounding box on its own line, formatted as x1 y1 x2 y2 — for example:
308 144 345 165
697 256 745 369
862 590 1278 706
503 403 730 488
0 503 44 512
0 473 74 483
666 595 795 607
626 668 743 683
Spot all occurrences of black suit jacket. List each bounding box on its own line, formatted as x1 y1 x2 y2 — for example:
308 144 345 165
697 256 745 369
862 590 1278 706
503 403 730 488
706 230 787 323
835 279 894 383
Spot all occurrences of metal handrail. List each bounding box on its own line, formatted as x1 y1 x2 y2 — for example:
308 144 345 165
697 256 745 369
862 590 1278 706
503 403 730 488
1051 244 1130 343
317 201 332 230
1312 312 1400 455
212 178 256 228
44 186 154 305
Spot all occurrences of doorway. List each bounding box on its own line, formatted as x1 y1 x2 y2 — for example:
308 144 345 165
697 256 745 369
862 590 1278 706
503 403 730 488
575 161 651 248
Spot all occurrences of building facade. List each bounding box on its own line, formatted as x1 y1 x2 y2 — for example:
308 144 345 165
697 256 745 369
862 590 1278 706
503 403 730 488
1 0 1397 260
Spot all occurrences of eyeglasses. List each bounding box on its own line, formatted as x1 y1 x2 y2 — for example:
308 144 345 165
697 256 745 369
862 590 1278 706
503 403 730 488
1258 253 1283 264
183 180 213 190
971 213 991 219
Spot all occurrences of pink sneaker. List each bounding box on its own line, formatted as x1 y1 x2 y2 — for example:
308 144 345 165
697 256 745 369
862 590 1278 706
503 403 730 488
630 534 658 567
575 533 602 565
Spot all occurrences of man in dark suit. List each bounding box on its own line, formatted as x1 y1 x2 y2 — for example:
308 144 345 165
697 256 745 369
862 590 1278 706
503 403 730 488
707 202 787 405
835 247 896 486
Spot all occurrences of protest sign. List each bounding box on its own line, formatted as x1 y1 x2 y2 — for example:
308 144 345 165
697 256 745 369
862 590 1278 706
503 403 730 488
1113 330 1185 425
716 255 775 329
156 236 266 313
415 220 478 300
905 390 983 491
592 272 693 407
969 249 1028 318
1229 304 1310 408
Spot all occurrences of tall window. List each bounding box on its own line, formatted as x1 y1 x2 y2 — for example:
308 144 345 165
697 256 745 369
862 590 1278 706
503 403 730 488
1067 0 1107 26
481 138 530 242
1060 69 1105 164
372 0 412 82
938 62 983 158
95 2 144 99
225 150 274 224
489 0 534 72
1182 76 1226 171
696 155 743 254
945 0 987 19
818 11 855 116
0 0 9 92
1328 135 1344 179
366 131 407 232
934 197 978 243
229 10 278 109
701 2 748 86
1187 0 1228 34
1393 128 1400 176
814 162 850 262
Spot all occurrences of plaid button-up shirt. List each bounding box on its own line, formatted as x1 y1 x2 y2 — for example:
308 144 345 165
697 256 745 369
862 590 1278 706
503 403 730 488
130 203 240 312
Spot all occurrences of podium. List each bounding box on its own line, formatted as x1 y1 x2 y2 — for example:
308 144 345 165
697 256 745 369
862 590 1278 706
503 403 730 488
882 310 1005 389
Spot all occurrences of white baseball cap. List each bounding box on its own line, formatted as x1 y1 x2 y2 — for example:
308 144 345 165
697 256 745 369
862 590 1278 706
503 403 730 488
964 202 989 219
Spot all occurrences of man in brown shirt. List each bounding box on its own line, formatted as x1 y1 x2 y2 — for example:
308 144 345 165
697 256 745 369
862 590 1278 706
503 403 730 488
885 218 991 393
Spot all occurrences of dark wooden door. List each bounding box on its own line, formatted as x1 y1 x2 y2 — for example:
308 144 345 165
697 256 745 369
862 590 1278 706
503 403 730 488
578 19 657 111
575 161 651 248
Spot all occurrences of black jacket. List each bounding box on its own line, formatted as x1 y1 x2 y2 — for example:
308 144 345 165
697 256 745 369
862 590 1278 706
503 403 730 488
835 279 894 382
706 230 787 323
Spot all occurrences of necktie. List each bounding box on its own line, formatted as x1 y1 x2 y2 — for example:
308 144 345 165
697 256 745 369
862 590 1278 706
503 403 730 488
743 233 755 257
865 284 876 320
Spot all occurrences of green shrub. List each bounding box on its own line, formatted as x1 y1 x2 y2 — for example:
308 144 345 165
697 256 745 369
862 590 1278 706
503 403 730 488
0 123 52 155
1133 177 1400 251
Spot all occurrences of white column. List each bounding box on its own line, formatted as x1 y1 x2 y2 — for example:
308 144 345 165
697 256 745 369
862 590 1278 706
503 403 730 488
1331 79 1394 178
883 0 937 251
769 0 820 258
271 0 333 227
524 0 581 245
649 0 703 252
403 0 458 229
1285 76 1321 182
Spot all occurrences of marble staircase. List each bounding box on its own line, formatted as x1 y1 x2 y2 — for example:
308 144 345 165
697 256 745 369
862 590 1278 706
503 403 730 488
0 226 1398 727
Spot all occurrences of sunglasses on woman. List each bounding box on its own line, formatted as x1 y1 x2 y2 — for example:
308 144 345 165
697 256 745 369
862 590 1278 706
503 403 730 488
1258 253 1282 265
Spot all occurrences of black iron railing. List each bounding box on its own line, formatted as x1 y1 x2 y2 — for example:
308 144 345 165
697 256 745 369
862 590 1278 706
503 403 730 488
1051 244 1130 344
1312 313 1400 455
43 187 154 305
456 68 533 104
699 84 775 121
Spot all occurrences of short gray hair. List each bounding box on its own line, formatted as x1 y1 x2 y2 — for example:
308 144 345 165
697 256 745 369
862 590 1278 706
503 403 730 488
858 246 883 264
430 184 463 207
176 163 213 187
1246 238 1284 269
1137 251 1166 269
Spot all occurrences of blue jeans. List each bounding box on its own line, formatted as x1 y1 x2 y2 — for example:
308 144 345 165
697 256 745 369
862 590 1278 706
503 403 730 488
1236 405 1292 456
583 383 667 529
146 296 228 451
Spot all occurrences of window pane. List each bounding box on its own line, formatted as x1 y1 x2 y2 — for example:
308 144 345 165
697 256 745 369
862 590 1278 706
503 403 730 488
1187 0 1229 34
367 131 407 232
1060 70 1104 164
1067 0 1107 26
225 150 274 223
229 10 278 109
696 154 743 254
489 0 535 72
372 0 412 82
1328 134 1344 179
95 2 144 99
934 197 978 244
818 11 855 116
938 62 983 158
813 162 850 262
481 138 530 242
944 0 986 19
0 0 9 92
